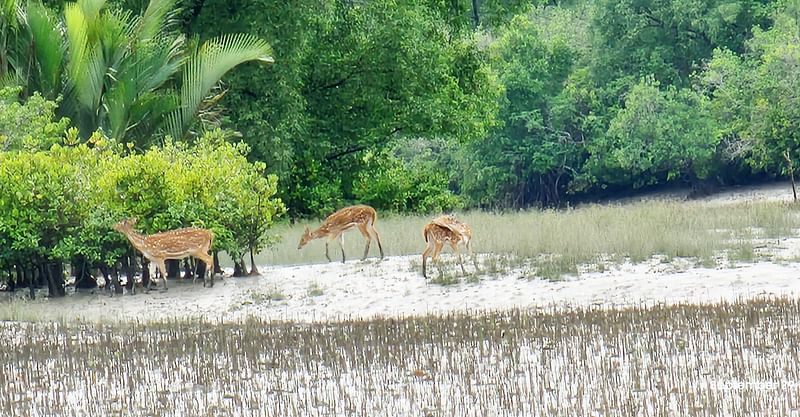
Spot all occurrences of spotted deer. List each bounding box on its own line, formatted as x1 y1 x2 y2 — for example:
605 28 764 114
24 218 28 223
422 215 477 279
113 218 214 290
297 205 384 263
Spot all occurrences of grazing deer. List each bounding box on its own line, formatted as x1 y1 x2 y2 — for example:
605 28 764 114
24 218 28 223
113 218 214 290
297 205 384 263
422 215 477 279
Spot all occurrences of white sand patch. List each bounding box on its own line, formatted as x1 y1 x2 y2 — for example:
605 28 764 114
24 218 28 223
16 247 800 323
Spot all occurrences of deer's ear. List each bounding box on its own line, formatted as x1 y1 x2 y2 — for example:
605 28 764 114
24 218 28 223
130 217 138 225
304 227 310 233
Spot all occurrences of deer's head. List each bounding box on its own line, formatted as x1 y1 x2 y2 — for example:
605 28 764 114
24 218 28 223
297 227 313 250
113 218 138 233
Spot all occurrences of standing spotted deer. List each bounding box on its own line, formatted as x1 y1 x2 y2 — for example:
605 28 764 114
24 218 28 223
298 205 384 263
422 215 477 279
113 218 215 290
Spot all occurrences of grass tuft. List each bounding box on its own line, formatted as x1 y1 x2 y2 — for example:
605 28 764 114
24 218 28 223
256 199 800 280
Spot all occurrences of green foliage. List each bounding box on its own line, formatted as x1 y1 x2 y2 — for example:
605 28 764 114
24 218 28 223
6 0 800 227
421 0 539 31
461 12 583 208
700 6 800 176
0 87 69 151
96 129 285 259
0 115 284 288
591 0 772 90
191 0 501 216
0 0 273 146
353 145 463 214
583 78 718 188
0 145 90 267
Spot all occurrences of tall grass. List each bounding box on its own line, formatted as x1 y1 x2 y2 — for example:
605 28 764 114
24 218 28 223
258 200 800 277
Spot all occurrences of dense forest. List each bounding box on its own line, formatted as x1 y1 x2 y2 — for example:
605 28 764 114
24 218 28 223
1 0 799 295
180 0 793 213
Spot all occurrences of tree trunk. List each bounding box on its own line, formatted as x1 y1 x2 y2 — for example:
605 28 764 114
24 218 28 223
73 256 98 290
111 265 123 295
16 264 25 288
213 251 223 275
196 259 210 287
28 263 35 300
123 253 135 293
5 267 14 291
140 256 152 289
784 149 797 202
248 247 259 276
45 261 66 298
233 258 247 277
99 264 121 295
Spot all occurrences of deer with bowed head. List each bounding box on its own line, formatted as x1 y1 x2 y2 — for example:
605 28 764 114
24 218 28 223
422 214 477 279
113 218 215 290
297 205 384 263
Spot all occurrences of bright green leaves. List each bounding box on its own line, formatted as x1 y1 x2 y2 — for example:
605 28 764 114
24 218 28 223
0 146 90 265
3 0 274 144
0 128 285 273
461 11 582 208
192 0 499 216
354 145 463 214
167 32 273 139
95 130 284 260
586 79 717 188
0 86 70 151
699 5 800 176
26 0 64 99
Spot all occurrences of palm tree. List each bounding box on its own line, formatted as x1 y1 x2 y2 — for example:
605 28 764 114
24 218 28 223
20 0 273 144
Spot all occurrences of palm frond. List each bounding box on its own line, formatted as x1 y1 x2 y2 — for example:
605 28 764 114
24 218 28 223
65 3 105 128
135 33 184 93
168 33 273 138
77 0 105 21
99 7 135 69
0 0 21 27
137 0 177 42
26 0 64 99
0 72 18 89
104 34 182 140
64 2 89 91
126 89 178 144
103 75 134 140
162 99 182 140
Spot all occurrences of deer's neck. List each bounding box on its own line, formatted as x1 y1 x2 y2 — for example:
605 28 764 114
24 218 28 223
313 223 342 238
311 226 330 238
122 228 147 249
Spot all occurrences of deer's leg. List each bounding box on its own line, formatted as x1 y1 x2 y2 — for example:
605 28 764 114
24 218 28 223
197 253 214 287
432 241 445 278
155 259 168 291
371 223 384 259
422 240 435 279
467 241 479 271
206 251 215 287
324 241 332 262
451 241 466 275
142 257 154 292
191 257 198 286
339 233 346 263
357 224 371 260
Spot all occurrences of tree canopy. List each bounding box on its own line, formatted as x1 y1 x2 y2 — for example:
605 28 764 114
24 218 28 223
5 0 800 294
